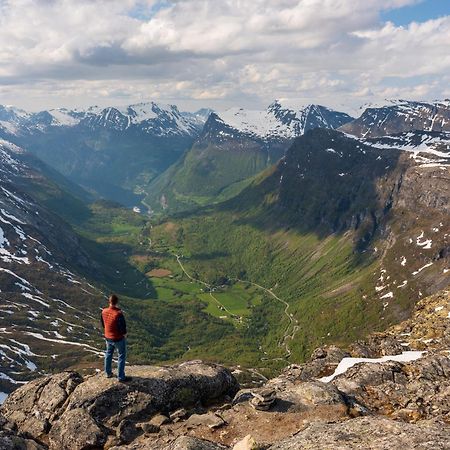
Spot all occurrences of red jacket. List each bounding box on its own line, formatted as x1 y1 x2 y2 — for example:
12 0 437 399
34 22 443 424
101 306 127 341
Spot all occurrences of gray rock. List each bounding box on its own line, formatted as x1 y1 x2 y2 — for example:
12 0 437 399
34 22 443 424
62 362 238 427
332 354 450 421
1 362 238 447
0 416 45 450
149 413 170 427
167 436 228 450
269 380 348 414
1 371 83 440
48 407 106 450
185 412 226 429
170 408 188 421
286 381 345 406
141 422 160 434
249 387 277 411
0 433 46 450
268 416 450 449
117 419 140 444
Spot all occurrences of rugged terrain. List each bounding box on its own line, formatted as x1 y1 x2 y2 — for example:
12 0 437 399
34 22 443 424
0 103 208 206
0 139 105 399
146 127 449 365
1 288 449 449
340 99 450 137
145 101 353 213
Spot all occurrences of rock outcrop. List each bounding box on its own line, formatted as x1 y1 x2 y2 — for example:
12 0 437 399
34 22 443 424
2 290 450 449
1 361 238 450
269 416 450 450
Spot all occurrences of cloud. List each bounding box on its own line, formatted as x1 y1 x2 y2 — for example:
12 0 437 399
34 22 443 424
0 0 448 112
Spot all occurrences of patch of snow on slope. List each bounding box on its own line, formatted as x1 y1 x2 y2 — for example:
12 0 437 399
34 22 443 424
412 262 433 275
48 109 80 126
319 351 425 383
217 107 296 139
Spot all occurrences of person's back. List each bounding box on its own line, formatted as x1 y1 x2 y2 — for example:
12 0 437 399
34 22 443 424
100 294 131 382
102 303 126 341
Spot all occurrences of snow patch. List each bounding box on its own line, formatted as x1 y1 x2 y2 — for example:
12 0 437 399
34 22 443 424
319 351 425 383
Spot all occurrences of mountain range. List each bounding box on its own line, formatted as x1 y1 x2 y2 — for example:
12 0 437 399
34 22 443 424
0 97 449 404
0 102 207 206
144 101 354 213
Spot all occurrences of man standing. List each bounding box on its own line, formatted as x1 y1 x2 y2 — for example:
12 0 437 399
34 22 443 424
101 294 131 382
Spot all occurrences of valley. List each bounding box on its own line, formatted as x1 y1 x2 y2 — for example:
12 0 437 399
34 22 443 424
0 99 449 405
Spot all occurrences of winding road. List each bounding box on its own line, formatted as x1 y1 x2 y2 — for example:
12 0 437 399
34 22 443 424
175 255 237 319
174 254 300 359
233 278 300 358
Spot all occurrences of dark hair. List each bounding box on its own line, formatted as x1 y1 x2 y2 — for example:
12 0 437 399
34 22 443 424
109 294 119 305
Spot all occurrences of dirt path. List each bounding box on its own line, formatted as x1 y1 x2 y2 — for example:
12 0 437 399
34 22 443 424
175 255 237 319
174 254 300 359
233 278 300 358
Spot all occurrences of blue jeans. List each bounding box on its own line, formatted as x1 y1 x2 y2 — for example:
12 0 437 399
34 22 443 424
104 338 126 380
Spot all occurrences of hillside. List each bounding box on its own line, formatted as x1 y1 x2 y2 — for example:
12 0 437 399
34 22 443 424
0 103 207 207
2 288 449 449
146 128 449 365
340 99 450 137
0 140 106 398
145 101 353 213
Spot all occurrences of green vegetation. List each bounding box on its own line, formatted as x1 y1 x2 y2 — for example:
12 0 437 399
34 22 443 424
148 209 380 365
145 142 271 214
21 127 422 374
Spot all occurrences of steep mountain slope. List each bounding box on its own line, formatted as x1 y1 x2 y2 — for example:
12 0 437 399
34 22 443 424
145 101 353 213
0 140 106 399
148 128 449 364
3 288 450 450
340 99 450 137
0 103 206 207
0 140 256 399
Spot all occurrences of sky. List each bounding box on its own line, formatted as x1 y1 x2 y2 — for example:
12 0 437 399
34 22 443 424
0 0 449 114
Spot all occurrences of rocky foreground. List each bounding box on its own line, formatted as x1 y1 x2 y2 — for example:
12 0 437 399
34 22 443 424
1 290 450 450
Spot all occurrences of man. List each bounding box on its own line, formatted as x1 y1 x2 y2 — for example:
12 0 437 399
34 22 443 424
100 294 131 382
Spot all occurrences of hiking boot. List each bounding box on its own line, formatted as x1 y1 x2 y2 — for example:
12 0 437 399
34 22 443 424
105 373 113 378
118 376 132 382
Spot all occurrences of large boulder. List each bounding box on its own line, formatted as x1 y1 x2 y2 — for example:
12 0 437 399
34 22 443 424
1 361 239 450
0 413 46 450
268 416 450 449
332 353 450 421
61 361 238 428
48 408 107 450
1 371 83 440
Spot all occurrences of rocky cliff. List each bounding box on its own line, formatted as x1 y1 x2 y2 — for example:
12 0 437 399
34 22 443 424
2 289 449 449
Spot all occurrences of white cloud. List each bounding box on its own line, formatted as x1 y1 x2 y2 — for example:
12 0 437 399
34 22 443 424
0 0 448 112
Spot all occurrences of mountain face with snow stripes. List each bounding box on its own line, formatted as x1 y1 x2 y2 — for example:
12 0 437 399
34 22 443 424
0 140 104 396
145 102 353 214
340 100 450 138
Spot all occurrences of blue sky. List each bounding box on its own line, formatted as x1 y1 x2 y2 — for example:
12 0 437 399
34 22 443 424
382 0 450 25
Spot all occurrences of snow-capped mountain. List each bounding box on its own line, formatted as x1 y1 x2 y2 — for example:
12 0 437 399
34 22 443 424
0 140 104 398
361 131 450 167
145 102 353 213
212 101 353 141
0 102 208 206
340 99 450 138
0 102 206 138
